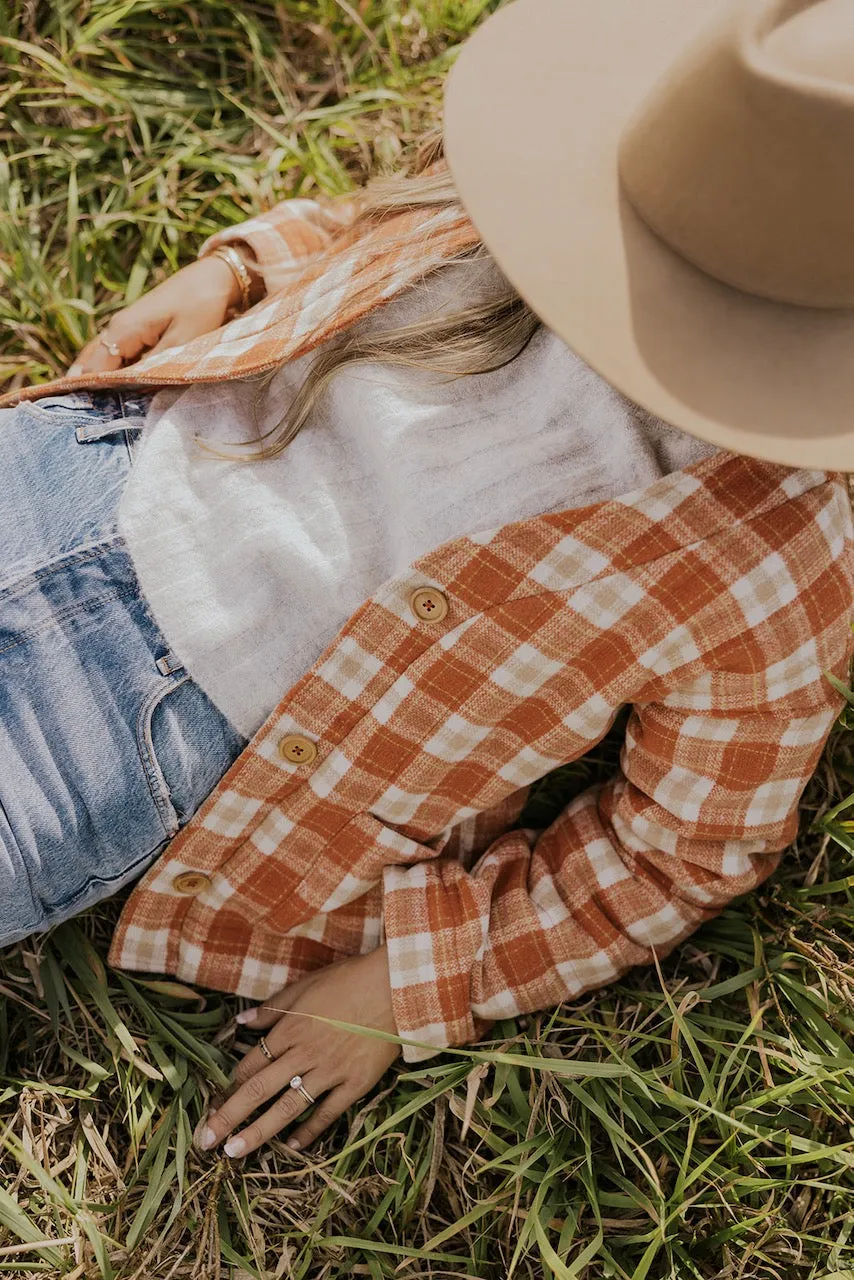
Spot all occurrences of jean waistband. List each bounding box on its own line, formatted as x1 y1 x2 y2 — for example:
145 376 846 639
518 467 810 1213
103 390 155 419
48 389 155 419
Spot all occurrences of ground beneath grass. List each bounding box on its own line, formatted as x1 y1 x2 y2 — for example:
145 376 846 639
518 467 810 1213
2 3 854 1277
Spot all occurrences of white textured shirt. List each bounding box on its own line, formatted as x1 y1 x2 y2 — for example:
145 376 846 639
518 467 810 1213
118 257 714 738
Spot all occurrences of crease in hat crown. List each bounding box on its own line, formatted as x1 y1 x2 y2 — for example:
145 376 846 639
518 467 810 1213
618 0 854 308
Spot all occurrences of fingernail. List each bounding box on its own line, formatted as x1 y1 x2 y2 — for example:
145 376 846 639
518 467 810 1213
198 1126 217 1151
224 1137 246 1158
235 1008 258 1025
67 363 83 376
287 1137 301 1150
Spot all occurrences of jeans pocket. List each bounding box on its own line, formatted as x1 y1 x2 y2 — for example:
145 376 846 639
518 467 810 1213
138 672 189 837
142 673 248 833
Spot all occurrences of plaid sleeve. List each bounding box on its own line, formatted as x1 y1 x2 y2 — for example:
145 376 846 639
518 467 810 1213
198 192 362 294
382 689 844 1062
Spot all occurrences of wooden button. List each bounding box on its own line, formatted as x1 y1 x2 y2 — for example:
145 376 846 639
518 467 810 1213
409 587 449 624
172 871 212 896
277 734 318 765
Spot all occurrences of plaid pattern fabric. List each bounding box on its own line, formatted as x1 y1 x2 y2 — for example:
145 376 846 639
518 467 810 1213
0 169 479 410
109 455 851 1062
5 178 852 1061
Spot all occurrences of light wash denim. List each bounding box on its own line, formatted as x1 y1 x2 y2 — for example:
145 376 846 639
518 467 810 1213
0 390 247 947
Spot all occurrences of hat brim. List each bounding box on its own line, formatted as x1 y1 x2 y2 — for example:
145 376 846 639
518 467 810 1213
443 0 854 470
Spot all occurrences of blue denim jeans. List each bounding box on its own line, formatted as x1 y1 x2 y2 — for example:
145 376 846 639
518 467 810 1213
0 391 247 946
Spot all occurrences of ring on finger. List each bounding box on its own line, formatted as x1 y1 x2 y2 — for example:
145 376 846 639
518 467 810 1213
258 1035 275 1062
289 1074 315 1105
98 336 122 358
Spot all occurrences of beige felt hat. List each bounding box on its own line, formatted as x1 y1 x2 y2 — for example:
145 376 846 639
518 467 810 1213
442 0 854 470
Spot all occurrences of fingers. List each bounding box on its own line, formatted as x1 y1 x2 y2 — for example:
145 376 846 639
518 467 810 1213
196 1053 338 1157
285 1085 354 1151
199 1049 303 1148
235 977 311 1032
222 1069 332 1158
144 320 202 358
66 254 243 377
68 311 169 376
235 1003 287 1032
232 1033 287 1086
68 332 126 376
230 995 306 1089
196 1071 350 1158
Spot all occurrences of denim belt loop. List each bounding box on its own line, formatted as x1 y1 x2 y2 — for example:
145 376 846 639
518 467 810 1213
155 652 186 677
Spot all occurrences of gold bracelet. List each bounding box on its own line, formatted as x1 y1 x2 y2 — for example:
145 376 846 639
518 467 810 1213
209 244 253 312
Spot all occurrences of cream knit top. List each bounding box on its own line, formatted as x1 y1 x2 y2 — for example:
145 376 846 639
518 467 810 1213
118 256 714 738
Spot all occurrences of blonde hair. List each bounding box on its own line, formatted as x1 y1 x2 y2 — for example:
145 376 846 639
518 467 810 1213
237 127 541 461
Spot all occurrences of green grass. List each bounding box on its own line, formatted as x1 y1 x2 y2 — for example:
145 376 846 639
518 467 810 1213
2 3 854 1277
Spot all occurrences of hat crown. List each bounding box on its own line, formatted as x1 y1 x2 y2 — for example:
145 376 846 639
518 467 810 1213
764 0 854 85
618 0 854 307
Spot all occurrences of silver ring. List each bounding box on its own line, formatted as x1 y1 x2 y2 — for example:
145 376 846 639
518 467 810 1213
258 1035 274 1062
98 336 121 358
289 1074 315 1104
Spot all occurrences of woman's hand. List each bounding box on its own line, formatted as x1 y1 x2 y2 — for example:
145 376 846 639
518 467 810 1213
68 250 258 376
195 946 401 1158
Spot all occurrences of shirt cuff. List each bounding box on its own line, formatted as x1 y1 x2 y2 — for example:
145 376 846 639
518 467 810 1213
197 197 360 294
382 861 487 1064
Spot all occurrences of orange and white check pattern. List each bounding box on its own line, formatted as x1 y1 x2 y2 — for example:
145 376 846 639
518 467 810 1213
5 174 852 1061
0 168 478 410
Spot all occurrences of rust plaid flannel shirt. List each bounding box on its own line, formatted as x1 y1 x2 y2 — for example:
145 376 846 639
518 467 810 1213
4 176 852 1061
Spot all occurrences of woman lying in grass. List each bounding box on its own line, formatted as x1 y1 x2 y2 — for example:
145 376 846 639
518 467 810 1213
1 0 851 1162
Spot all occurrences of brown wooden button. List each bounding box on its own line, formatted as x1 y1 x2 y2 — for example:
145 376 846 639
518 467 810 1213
277 733 318 765
409 587 449 624
172 871 212 896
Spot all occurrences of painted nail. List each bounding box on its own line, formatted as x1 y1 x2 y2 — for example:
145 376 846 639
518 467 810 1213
224 1136 246 1158
67 363 83 376
286 1137 301 1150
235 1008 258 1025
198 1126 217 1150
